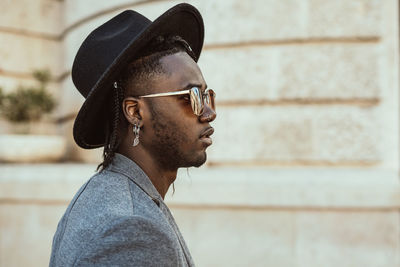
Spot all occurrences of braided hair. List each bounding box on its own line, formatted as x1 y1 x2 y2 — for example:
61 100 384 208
96 35 196 172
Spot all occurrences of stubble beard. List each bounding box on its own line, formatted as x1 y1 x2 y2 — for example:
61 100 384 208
147 105 207 170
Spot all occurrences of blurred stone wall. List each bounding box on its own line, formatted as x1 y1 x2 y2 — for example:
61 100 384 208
1 0 400 266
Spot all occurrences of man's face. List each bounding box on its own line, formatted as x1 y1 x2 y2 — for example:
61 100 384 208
140 52 216 170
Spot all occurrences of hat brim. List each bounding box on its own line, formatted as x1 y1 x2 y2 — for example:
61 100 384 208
73 3 204 149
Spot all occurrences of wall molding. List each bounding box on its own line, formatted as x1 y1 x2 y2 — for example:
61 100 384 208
0 164 398 209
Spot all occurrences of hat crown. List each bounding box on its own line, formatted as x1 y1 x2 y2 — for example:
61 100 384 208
72 10 151 98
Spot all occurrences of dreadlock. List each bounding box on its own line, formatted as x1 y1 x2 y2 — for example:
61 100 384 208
96 35 196 172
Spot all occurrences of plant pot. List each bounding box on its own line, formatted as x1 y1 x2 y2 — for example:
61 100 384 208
0 134 67 163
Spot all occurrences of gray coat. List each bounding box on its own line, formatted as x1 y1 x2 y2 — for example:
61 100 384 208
50 153 194 266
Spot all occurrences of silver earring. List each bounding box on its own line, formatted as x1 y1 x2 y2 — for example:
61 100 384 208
133 124 140 146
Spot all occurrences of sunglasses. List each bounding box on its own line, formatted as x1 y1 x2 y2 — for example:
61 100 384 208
139 87 216 116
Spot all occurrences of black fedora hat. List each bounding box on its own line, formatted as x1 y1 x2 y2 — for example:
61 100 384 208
72 3 204 149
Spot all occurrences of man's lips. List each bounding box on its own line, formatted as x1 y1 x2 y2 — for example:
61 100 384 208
199 127 214 146
199 127 214 139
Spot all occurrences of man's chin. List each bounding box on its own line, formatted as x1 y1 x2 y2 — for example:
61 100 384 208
182 152 207 168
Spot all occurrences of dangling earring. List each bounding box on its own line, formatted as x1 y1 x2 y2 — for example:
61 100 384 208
133 123 140 146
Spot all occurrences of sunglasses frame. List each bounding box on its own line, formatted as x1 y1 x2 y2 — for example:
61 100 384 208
138 87 216 116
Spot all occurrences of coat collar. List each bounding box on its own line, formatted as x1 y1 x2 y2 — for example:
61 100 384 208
107 153 162 203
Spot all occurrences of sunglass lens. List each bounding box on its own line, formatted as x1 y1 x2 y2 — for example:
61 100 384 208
189 87 202 116
206 89 216 112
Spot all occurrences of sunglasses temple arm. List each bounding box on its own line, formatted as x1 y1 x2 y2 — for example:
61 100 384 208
140 89 191 98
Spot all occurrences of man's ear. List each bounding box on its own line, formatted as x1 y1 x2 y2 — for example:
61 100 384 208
122 97 144 126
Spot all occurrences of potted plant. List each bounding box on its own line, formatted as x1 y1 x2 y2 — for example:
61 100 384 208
0 70 67 163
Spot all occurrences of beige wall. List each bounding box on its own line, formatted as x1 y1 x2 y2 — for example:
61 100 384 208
1 0 399 266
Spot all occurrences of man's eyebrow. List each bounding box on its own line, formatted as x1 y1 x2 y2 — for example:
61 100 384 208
180 83 208 90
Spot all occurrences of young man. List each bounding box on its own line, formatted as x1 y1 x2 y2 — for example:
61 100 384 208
50 4 216 266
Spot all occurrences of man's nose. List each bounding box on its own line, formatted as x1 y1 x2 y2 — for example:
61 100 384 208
199 104 216 123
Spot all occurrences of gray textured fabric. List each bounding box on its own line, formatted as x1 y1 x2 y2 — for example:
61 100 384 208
50 153 194 266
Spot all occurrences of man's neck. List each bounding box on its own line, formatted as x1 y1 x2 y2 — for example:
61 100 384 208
117 144 177 199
